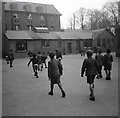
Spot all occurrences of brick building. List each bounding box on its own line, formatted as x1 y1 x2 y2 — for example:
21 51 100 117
1 1 115 58
2 1 62 57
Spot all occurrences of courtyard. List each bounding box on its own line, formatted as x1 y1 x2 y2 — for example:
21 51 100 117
2 53 119 116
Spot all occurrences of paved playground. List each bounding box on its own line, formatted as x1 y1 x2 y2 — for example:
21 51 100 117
2 53 119 116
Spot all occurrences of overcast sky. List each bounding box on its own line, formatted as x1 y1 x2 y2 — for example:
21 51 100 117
5 0 110 28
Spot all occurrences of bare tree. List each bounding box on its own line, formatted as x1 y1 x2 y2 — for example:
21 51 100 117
75 7 86 30
103 0 118 26
67 13 76 30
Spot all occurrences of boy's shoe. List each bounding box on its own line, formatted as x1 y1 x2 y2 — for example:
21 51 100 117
62 91 66 98
89 96 95 101
100 75 102 78
96 75 99 79
106 76 111 80
36 75 39 78
48 91 53 96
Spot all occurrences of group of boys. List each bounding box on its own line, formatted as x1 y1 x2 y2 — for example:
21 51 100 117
81 49 113 101
27 52 48 78
5 49 113 100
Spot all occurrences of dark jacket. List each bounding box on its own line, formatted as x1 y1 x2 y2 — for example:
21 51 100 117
28 57 39 66
95 54 104 66
8 52 14 61
103 54 113 69
48 59 63 78
81 57 99 76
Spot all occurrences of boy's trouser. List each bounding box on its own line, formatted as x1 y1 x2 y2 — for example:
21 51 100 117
9 60 13 67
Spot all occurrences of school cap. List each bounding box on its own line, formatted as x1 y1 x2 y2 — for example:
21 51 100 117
49 51 55 58
87 50 93 56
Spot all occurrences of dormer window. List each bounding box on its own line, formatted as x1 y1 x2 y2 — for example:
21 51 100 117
13 13 19 18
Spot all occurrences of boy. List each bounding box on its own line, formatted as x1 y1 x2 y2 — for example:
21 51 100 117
95 50 104 79
81 50 99 101
8 50 14 67
48 52 65 98
27 53 39 78
41 52 47 70
37 52 42 71
103 49 113 80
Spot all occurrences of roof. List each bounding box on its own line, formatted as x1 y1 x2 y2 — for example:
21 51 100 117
37 32 61 39
5 30 93 40
56 30 93 39
4 1 61 15
5 30 40 39
92 28 115 39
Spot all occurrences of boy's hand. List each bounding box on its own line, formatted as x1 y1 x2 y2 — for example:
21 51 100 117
81 74 84 77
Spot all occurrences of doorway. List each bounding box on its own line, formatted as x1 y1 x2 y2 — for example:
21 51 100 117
67 42 72 54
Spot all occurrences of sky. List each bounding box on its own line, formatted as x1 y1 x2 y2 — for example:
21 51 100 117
4 0 109 28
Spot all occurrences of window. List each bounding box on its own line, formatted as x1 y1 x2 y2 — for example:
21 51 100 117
27 25 32 31
58 40 62 48
107 38 110 48
13 13 19 18
97 38 101 47
14 25 20 30
51 26 54 31
102 38 106 47
27 13 32 19
40 15 44 21
16 40 27 52
41 40 50 48
41 40 45 47
46 40 50 47
84 40 92 48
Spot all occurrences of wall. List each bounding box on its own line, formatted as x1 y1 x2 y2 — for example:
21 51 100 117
0 2 2 58
93 30 115 52
47 14 60 31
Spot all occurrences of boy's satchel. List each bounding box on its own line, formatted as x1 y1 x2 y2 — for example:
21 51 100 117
58 61 63 75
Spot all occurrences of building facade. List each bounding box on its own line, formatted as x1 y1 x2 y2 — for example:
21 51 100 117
1 1 115 58
2 1 61 57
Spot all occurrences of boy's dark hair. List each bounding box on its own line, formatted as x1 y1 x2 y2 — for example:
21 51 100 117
98 50 102 54
33 53 36 58
38 52 41 54
87 50 93 57
106 49 111 53
49 52 55 59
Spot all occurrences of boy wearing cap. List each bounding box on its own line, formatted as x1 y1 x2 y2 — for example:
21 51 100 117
95 50 104 79
81 50 99 101
48 52 65 98
103 49 113 80
27 53 39 78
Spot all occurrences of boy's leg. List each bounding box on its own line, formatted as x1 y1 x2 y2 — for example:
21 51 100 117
45 61 47 68
99 66 102 78
48 82 54 95
88 76 95 101
57 82 66 98
10 60 13 67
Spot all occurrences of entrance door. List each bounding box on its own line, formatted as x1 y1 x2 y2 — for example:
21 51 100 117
67 42 72 54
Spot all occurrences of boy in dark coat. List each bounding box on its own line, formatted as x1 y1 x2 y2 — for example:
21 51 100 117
48 52 65 98
95 50 104 79
8 50 14 67
103 49 113 80
81 50 99 101
41 52 47 70
27 53 39 78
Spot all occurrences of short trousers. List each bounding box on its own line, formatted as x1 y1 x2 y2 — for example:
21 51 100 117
87 75 96 84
